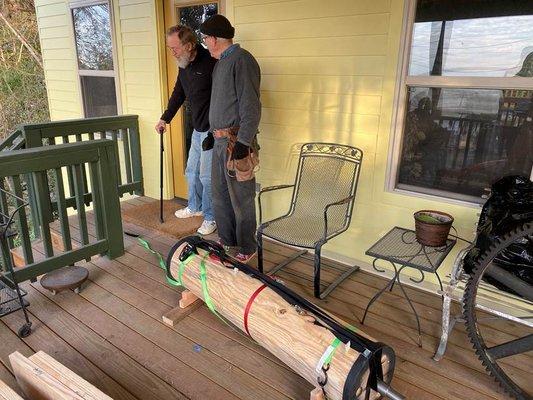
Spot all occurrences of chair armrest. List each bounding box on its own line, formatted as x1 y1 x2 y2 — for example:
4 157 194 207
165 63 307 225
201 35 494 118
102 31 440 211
258 184 294 225
259 184 294 195
323 195 355 240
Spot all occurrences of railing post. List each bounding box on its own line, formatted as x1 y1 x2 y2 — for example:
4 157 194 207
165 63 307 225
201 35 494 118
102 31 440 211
25 173 41 239
33 171 54 258
0 229 14 274
128 119 144 196
11 175 34 265
98 144 124 259
22 127 48 241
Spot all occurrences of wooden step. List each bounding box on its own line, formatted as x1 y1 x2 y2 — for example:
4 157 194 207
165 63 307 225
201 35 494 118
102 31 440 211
9 229 79 268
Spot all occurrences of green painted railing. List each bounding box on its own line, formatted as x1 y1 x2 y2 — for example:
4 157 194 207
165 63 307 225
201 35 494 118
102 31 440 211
18 115 143 198
1 115 143 239
0 140 124 283
0 129 24 152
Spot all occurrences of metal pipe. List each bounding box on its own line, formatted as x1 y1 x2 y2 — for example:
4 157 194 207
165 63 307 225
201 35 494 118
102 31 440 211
377 379 405 400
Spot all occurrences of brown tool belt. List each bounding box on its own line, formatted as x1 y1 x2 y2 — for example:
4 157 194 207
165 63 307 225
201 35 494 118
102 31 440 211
213 127 239 139
213 126 259 182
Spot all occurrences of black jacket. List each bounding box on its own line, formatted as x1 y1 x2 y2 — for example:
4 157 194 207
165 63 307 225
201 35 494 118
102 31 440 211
161 45 216 132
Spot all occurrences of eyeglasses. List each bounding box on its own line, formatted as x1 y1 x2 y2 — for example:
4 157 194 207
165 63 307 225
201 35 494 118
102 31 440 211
200 34 214 43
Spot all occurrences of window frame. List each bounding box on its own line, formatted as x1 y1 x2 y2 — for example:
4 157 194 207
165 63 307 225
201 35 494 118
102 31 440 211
69 0 122 117
387 0 533 206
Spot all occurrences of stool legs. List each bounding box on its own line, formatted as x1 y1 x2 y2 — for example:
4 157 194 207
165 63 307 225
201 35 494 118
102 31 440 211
362 261 423 347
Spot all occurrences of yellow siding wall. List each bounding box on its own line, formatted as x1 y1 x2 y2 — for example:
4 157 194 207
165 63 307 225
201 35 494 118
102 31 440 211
112 0 170 199
229 0 478 282
35 0 170 200
36 0 479 287
35 0 83 120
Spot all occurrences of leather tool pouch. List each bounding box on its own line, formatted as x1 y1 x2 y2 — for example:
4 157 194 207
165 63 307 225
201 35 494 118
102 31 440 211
225 127 260 182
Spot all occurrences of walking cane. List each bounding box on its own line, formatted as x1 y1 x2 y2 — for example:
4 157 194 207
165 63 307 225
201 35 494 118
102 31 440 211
159 127 164 223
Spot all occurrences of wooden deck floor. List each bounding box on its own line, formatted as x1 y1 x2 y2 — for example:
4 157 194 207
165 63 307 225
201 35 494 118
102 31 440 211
0 196 530 399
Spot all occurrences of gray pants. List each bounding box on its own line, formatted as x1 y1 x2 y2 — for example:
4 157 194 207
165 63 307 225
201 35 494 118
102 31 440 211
212 138 257 254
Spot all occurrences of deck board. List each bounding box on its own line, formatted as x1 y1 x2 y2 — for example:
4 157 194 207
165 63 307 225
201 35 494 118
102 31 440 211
1 196 529 399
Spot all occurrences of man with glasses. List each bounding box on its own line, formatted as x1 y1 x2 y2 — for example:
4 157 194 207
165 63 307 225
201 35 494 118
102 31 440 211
155 25 217 235
200 15 261 263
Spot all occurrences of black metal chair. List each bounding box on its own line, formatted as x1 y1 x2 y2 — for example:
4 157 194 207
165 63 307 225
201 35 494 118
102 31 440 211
257 142 363 298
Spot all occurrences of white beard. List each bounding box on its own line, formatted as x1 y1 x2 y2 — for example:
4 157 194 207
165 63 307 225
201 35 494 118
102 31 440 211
177 53 191 69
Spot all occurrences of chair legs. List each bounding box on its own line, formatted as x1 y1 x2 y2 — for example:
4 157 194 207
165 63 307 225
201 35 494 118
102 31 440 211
256 234 360 299
257 231 264 273
313 245 322 299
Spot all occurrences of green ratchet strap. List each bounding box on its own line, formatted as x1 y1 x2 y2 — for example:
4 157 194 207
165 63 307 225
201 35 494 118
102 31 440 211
324 337 342 366
138 237 226 323
198 254 222 319
137 237 195 287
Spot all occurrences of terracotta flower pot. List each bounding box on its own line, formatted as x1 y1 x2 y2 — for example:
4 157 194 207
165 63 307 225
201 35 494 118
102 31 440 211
413 210 454 247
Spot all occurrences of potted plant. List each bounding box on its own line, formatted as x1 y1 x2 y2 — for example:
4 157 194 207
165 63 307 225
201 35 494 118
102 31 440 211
413 210 454 247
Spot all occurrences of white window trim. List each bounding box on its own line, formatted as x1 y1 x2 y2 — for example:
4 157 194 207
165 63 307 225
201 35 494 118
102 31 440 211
69 0 122 116
387 0 533 206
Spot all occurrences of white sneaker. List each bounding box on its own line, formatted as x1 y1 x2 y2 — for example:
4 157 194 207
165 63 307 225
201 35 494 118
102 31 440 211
174 207 203 219
197 220 217 235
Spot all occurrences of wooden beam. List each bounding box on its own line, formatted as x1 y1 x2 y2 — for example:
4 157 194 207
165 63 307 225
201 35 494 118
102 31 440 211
29 351 112 400
9 352 84 400
0 379 23 400
162 300 201 327
178 289 201 309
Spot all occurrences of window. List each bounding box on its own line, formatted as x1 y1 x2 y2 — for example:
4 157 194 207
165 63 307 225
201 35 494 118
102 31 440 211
392 0 533 203
71 1 119 117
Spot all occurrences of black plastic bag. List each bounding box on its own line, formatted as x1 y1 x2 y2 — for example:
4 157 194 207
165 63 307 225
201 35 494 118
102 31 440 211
464 175 533 296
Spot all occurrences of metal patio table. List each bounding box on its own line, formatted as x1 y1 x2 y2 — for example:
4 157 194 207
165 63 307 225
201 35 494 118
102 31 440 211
361 227 456 347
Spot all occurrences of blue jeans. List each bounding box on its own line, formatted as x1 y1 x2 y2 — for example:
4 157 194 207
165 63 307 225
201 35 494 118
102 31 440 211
185 130 213 221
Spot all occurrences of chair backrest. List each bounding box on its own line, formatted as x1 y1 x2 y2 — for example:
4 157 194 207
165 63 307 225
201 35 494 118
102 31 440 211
289 142 363 232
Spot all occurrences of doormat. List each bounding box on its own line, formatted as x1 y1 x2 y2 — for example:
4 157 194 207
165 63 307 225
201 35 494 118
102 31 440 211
122 200 202 239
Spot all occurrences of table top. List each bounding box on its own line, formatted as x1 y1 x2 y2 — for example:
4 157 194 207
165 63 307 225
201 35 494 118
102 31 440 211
365 226 456 273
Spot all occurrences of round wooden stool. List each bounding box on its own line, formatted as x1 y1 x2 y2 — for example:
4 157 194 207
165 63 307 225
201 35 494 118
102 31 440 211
40 266 89 295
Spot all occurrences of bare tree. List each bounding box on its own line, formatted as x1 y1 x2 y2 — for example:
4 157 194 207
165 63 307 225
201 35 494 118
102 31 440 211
0 0 49 139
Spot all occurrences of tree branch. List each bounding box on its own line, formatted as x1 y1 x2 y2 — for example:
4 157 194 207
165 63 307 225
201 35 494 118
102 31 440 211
0 11 42 68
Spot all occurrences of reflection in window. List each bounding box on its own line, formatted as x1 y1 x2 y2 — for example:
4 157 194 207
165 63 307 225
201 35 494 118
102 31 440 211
72 2 118 118
73 4 113 71
409 1 533 77
179 4 218 44
398 88 533 199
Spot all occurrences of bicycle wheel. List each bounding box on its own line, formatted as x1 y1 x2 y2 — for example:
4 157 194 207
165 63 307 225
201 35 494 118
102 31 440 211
463 223 533 400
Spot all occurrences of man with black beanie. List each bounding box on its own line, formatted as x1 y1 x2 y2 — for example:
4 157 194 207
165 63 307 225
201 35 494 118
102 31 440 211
200 14 261 263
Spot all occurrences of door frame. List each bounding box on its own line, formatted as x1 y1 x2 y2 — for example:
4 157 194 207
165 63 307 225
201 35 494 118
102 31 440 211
160 0 223 199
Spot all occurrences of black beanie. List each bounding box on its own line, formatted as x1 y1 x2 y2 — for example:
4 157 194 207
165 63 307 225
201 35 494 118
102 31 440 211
200 15 235 39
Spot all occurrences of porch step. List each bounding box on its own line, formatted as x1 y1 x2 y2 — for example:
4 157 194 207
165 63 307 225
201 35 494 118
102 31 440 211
9 229 79 268
10 244 45 268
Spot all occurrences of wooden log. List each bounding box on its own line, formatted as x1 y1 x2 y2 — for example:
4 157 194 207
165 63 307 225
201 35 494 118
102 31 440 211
0 379 23 400
170 242 395 400
29 351 112 400
9 351 84 400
